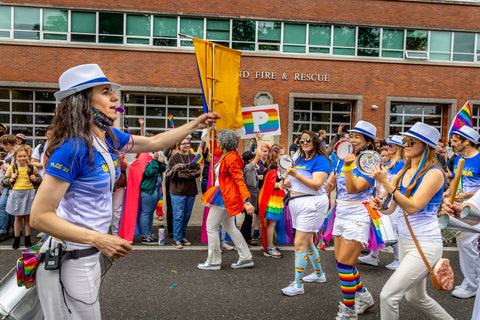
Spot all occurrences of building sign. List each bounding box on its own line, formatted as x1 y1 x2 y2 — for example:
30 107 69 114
239 70 330 82
241 104 281 138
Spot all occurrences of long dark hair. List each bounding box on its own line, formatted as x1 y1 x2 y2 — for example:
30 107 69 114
265 144 281 169
299 130 330 162
46 88 118 163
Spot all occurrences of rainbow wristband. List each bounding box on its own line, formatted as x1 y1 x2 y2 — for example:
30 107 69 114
343 164 354 172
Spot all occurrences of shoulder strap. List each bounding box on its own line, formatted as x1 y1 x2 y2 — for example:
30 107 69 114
28 164 34 176
92 136 116 193
402 209 435 275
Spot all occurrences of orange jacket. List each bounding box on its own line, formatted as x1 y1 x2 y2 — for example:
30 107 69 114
218 151 251 216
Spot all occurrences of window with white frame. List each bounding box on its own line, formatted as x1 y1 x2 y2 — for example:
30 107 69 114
389 103 444 136
471 104 480 131
0 89 56 147
123 93 204 149
293 100 352 144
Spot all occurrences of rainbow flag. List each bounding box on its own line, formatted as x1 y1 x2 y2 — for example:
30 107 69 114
190 153 203 164
156 188 163 216
168 114 175 128
242 107 280 135
449 101 473 136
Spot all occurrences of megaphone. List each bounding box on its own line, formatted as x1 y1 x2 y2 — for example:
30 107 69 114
460 205 480 221
438 214 480 234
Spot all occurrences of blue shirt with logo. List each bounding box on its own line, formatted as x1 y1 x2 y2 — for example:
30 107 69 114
289 154 330 195
453 152 480 193
45 128 130 238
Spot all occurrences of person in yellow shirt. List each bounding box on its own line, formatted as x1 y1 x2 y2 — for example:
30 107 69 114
3 147 41 249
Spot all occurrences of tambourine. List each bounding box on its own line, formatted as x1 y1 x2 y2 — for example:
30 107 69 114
334 139 354 160
356 150 383 176
279 155 295 179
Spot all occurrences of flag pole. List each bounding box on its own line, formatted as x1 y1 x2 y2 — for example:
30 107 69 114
209 43 216 185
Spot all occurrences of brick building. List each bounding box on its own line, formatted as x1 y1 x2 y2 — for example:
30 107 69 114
1 0 480 148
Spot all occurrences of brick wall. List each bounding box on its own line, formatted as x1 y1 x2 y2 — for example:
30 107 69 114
1 0 479 31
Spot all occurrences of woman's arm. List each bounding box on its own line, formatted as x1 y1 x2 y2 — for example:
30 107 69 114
343 154 371 194
325 172 337 193
286 166 328 191
127 113 218 154
372 165 445 215
30 175 132 258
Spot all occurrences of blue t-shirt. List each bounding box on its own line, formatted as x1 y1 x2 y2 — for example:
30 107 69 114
453 152 480 194
386 158 405 182
289 154 330 195
397 166 444 242
335 159 375 222
45 128 130 239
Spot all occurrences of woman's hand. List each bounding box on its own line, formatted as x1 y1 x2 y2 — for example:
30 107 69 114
194 112 219 129
286 166 298 178
343 153 356 167
256 131 263 141
371 165 389 184
245 202 255 215
30 174 36 182
369 195 383 210
92 233 133 259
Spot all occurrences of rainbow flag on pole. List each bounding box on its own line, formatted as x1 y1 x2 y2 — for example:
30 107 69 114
449 101 473 136
190 153 203 164
168 114 175 128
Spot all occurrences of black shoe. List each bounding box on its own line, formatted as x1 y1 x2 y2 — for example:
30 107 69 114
24 236 32 248
12 236 20 250
141 235 157 245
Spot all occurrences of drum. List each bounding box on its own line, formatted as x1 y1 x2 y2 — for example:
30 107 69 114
356 150 383 176
334 139 354 160
279 155 294 179
379 215 398 246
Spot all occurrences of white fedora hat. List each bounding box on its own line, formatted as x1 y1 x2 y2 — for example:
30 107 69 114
387 135 404 147
453 126 480 145
54 64 120 101
348 120 377 140
401 122 440 149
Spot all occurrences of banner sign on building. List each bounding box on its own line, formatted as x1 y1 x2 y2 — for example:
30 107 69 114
241 104 281 138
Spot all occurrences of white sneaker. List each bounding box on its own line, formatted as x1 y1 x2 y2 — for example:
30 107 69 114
197 262 221 271
451 287 476 299
231 259 254 269
355 288 374 314
36 232 45 239
357 255 379 266
303 272 326 283
281 281 305 296
385 260 399 270
221 243 236 251
335 302 358 320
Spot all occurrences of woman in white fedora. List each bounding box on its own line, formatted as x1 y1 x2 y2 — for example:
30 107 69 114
358 135 405 270
30 63 218 319
370 122 453 320
324 120 378 320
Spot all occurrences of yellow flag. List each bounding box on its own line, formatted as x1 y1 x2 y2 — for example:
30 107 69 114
193 38 244 133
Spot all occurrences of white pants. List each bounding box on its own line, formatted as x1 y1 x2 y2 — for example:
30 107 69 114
380 237 453 320
473 261 480 320
206 205 252 265
111 187 125 236
456 228 480 291
37 239 101 320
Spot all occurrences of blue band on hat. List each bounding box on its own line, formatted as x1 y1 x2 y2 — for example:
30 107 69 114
457 132 479 144
70 77 110 89
351 127 375 139
405 130 437 147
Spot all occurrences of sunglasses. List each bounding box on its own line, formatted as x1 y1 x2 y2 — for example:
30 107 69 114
402 137 418 147
299 138 312 144
387 143 395 148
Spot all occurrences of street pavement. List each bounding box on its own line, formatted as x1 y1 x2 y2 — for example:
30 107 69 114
0 225 476 320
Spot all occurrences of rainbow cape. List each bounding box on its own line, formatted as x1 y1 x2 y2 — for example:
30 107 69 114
16 243 42 288
118 153 153 241
156 186 163 216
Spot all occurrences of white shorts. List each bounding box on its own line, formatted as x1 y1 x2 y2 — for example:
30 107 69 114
332 217 370 245
289 194 329 233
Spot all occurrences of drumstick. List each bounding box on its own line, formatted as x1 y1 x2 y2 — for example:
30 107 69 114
449 158 465 204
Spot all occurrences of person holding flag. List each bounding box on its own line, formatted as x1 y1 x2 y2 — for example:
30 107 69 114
442 125 480 299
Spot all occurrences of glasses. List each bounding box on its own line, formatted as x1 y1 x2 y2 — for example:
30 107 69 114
402 137 418 147
180 142 191 146
299 138 312 144
387 143 395 148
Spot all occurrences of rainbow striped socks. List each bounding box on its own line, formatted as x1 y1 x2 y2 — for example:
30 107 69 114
336 261 356 309
306 245 324 277
294 252 308 287
353 265 365 293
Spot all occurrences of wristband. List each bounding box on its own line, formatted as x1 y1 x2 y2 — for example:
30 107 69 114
343 164 354 172
388 186 398 195
244 200 251 204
